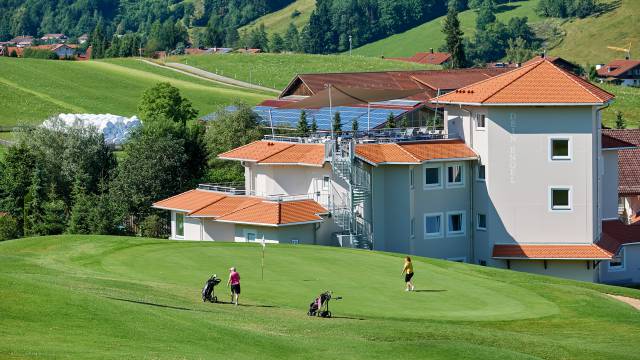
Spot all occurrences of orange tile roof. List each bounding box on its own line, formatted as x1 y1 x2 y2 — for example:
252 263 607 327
492 244 612 260
387 52 451 65
434 59 615 105
597 59 640 78
190 196 262 217
153 190 327 226
217 199 326 226
355 140 477 165
218 141 326 167
153 189 226 212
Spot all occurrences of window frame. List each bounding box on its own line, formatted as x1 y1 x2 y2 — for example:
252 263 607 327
174 212 185 239
475 113 486 131
423 164 443 190
409 167 415 190
424 212 443 238
549 186 573 211
410 217 415 238
446 162 465 189
608 247 625 272
446 211 466 237
322 175 330 190
549 136 572 161
476 213 487 231
476 164 486 182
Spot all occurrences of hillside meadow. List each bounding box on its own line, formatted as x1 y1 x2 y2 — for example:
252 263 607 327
0 57 270 127
352 0 541 58
0 235 639 359
169 53 434 91
240 0 315 36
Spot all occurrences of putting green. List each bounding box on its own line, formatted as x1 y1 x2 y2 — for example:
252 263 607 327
1 235 639 359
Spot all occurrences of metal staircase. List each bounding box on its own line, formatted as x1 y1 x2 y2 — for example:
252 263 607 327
330 140 373 250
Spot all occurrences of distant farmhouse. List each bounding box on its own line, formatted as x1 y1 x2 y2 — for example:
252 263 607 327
386 49 451 66
9 36 34 47
41 33 68 43
78 34 89 44
597 59 640 86
156 57 640 286
488 55 582 75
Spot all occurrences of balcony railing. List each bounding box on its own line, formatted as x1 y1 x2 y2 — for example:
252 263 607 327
197 183 330 206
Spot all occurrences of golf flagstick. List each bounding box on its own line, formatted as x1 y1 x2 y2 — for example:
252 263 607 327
261 235 265 281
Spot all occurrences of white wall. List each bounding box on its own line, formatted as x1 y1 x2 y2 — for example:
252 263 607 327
245 163 332 206
599 244 640 285
446 106 599 252
508 259 597 282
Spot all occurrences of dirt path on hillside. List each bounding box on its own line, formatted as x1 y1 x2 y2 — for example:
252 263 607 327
607 294 640 311
140 60 279 94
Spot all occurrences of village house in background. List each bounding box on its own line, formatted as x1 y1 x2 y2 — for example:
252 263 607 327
596 59 640 86
155 58 640 285
40 33 68 43
386 49 451 66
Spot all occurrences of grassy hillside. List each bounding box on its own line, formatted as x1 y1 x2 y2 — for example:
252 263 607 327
552 0 640 65
353 0 639 66
602 83 640 128
0 235 639 359
353 1 541 58
240 0 315 35
170 53 434 91
0 58 270 127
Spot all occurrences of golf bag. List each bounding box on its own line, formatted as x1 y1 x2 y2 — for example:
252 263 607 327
307 291 341 318
201 274 221 303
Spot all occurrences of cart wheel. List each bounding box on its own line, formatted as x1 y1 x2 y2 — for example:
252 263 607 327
213 296 218 303
326 311 332 318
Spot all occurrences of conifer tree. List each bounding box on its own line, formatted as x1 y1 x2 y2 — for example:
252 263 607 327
311 117 318 134
386 112 396 128
297 110 309 136
442 3 467 68
332 111 342 136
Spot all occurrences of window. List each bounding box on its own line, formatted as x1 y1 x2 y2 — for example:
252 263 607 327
410 217 415 238
246 232 257 242
322 176 330 190
447 211 465 236
424 213 443 237
477 213 487 230
550 187 572 211
175 212 184 238
477 164 486 181
550 137 571 160
409 167 415 189
424 164 442 189
446 163 464 188
608 248 625 271
476 114 486 130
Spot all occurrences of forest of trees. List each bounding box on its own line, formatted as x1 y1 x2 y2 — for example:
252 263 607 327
0 0 602 62
0 0 293 42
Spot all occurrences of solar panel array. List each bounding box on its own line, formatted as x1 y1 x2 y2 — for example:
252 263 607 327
253 105 410 131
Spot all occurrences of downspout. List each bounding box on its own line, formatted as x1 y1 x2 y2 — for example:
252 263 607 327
459 105 475 263
313 223 320 245
594 102 610 282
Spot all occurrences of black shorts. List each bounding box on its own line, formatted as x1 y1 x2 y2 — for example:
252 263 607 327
405 273 414 282
231 284 241 294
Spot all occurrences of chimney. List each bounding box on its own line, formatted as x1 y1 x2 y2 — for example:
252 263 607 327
430 48 434 54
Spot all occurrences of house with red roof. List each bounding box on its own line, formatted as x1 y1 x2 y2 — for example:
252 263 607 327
596 59 640 86
153 57 640 284
386 49 451 66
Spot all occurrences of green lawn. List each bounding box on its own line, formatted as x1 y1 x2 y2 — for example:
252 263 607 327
170 53 434 91
240 0 315 35
353 1 541 58
0 57 270 127
1 235 639 359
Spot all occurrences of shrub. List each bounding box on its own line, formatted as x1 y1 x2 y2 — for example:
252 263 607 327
140 214 168 238
0 215 19 241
